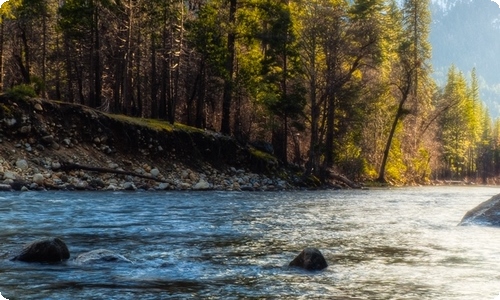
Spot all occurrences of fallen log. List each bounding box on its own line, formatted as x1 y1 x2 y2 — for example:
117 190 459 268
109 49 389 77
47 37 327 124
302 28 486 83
329 173 361 189
53 161 167 183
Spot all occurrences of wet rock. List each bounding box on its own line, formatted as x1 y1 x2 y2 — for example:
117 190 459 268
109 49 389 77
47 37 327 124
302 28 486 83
11 237 70 263
289 248 328 271
156 182 170 190
122 182 137 191
89 179 105 189
106 184 118 191
179 182 191 190
75 249 132 264
459 193 500 226
193 179 210 190
0 184 11 191
11 180 29 191
240 184 255 191
75 180 89 190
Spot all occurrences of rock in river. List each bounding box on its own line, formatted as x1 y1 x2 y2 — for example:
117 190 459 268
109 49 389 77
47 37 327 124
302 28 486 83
11 237 70 263
75 249 132 264
459 193 500 226
289 248 328 271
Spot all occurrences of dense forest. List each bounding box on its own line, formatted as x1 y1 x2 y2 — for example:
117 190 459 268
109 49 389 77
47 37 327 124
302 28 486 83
0 0 499 184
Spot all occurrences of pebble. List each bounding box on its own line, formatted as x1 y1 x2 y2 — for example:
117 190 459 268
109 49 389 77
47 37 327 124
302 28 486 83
0 150 295 192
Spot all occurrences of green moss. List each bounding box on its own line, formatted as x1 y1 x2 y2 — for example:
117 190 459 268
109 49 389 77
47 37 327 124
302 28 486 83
249 147 277 163
0 103 12 117
104 113 206 134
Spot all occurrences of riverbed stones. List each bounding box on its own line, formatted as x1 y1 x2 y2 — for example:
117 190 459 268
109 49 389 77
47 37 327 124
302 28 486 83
459 193 500 226
4 171 17 180
193 179 210 190
11 237 70 263
150 168 160 177
75 249 132 264
122 182 137 191
33 173 45 185
15 159 29 170
289 248 328 271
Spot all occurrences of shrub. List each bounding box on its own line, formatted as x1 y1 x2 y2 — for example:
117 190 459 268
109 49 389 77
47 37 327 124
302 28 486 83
6 84 37 101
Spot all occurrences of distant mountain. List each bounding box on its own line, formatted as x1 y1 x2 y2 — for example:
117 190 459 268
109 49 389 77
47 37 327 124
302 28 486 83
430 0 500 116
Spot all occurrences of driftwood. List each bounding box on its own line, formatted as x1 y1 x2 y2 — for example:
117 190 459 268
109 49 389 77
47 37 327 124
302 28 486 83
329 173 361 189
54 161 167 183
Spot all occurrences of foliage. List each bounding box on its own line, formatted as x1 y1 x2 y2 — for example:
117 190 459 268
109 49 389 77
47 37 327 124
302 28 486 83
0 0 498 184
6 84 37 101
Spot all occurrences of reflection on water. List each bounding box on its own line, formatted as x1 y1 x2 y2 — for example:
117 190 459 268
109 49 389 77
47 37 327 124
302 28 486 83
1 187 500 299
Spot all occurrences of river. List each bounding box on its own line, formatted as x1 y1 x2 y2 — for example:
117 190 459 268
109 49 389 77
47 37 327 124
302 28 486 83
1 187 500 299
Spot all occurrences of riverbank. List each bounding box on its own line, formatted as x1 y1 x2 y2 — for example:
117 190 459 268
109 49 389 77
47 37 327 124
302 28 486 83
0 96 329 192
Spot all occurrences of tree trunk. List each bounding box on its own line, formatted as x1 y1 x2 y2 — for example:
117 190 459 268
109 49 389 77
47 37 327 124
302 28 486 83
378 71 413 183
20 28 31 84
195 60 206 128
377 96 407 183
150 34 158 118
41 9 47 98
221 0 237 135
0 18 3 92
93 4 102 108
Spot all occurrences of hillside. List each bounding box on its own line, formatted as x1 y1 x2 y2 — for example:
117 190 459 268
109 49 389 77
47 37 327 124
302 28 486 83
430 0 500 116
0 96 318 191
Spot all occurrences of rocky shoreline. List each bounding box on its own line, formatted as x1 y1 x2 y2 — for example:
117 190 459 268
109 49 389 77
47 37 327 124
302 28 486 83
0 96 312 192
0 157 294 192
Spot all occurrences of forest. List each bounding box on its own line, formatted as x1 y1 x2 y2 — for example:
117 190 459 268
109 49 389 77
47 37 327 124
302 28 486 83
0 0 499 185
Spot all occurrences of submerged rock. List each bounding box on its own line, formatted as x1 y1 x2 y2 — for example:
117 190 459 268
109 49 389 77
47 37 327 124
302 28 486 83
289 248 328 271
459 193 500 226
75 249 132 264
11 237 70 263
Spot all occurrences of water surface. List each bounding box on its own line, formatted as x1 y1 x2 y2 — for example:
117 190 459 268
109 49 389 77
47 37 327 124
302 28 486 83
1 187 500 299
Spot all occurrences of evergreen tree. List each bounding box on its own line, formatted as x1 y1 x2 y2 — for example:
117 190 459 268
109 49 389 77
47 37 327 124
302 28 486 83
378 0 434 183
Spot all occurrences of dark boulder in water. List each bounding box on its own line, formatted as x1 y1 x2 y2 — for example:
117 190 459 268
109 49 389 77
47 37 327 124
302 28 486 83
289 248 328 271
11 237 70 262
459 194 500 226
75 249 132 264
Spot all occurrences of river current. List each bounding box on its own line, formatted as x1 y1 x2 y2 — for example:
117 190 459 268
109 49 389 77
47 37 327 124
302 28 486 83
1 187 500 299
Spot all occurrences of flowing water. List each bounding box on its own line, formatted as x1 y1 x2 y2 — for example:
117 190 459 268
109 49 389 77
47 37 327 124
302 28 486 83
1 187 500 299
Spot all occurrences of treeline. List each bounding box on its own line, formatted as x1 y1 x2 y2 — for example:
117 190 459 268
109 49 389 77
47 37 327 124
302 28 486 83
1 0 499 184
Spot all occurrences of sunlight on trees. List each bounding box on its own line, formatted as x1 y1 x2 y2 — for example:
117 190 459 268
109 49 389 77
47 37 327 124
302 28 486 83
0 0 498 184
